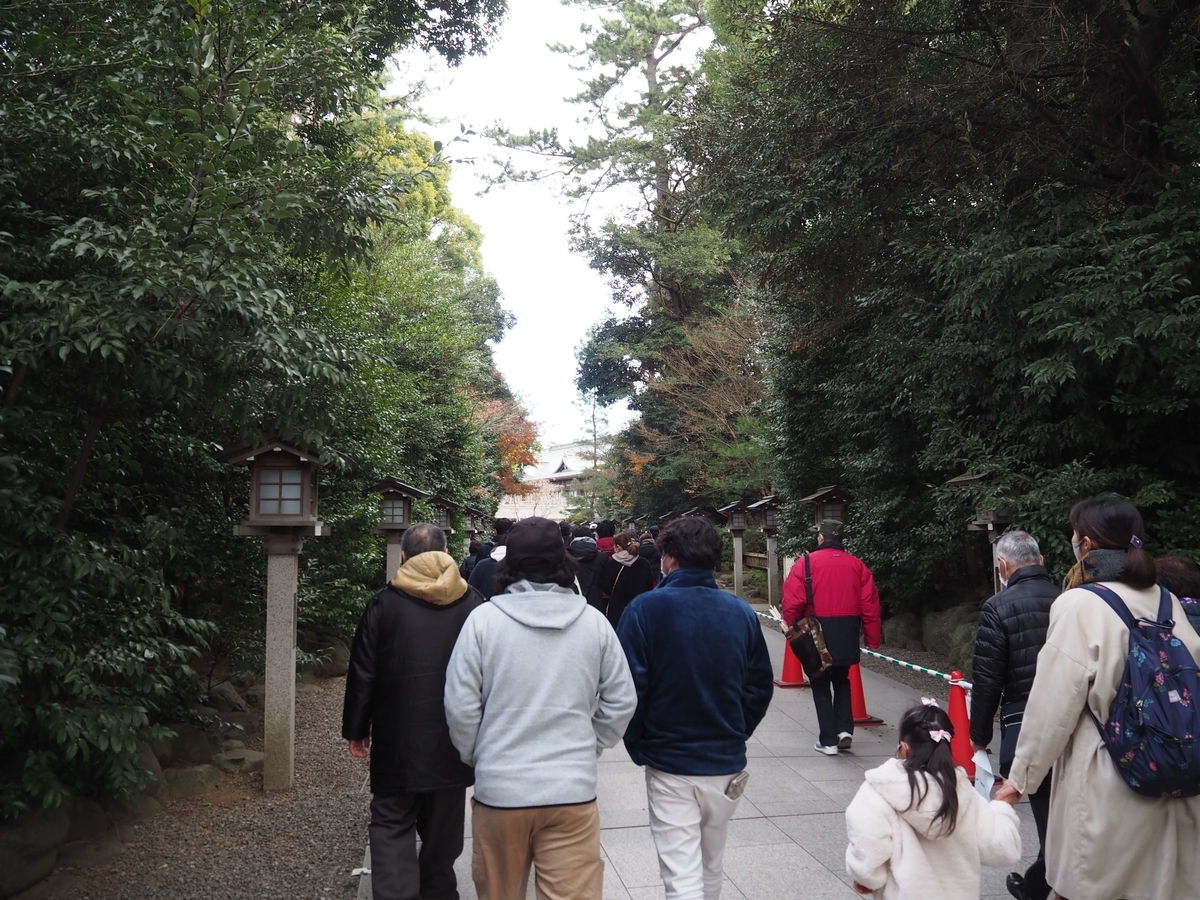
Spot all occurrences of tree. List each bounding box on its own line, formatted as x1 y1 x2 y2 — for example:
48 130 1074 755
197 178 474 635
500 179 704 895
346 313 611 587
0 0 514 814
685 0 1200 606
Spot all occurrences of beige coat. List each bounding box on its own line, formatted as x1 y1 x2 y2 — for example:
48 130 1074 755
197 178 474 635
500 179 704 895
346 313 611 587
1008 581 1200 900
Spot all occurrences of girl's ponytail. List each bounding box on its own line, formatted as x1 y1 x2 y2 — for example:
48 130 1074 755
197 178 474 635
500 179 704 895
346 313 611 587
897 704 960 835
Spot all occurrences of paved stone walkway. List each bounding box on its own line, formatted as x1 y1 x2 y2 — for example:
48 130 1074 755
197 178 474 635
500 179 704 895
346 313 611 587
361 624 1038 899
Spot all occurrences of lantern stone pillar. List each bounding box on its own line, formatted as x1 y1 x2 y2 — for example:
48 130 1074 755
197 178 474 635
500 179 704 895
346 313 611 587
731 532 745 599
765 534 780 606
385 533 403 583
263 532 302 791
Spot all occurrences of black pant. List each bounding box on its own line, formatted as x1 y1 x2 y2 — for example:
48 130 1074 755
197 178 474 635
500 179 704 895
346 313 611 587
999 762 1051 900
811 664 853 747
1024 771 1052 900
370 788 466 900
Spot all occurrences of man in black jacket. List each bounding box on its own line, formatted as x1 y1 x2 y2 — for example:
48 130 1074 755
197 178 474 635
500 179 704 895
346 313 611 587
343 523 485 900
970 530 1058 900
568 524 606 611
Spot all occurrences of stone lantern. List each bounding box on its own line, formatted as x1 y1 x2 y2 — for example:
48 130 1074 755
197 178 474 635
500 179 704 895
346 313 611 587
368 477 429 580
223 440 330 792
719 501 752 599
747 496 784 605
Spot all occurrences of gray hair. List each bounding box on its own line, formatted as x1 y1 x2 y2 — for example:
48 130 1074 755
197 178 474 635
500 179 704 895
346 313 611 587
401 523 447 559
995 530 1041 567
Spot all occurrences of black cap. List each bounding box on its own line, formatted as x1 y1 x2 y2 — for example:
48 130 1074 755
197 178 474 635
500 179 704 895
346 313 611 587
506 517 567 569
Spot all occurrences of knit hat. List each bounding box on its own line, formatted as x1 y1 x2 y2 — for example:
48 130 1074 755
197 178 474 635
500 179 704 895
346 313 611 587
505 517 567 569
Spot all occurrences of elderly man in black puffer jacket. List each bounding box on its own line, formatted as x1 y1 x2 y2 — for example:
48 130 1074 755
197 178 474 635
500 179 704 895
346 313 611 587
970 530 1058 900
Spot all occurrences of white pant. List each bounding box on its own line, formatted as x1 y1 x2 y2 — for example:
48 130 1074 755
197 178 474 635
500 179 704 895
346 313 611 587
645 767 742 900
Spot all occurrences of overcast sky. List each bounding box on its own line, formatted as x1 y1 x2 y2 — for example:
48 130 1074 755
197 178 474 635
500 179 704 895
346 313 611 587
397 0 639 448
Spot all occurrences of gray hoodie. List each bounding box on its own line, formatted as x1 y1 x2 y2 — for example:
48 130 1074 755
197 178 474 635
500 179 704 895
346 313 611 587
444 580 636 807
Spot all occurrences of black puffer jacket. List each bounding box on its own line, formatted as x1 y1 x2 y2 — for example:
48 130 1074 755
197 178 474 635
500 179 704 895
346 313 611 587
568 537 606 612
342 580 485 794
969 565 1059 752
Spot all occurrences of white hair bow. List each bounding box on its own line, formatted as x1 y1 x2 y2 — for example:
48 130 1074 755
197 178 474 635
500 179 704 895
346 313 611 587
921 697 941 709
929 729 952 743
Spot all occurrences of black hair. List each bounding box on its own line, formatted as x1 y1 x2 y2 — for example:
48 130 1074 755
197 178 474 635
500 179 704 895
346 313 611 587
897 704 960 836
596 520 616 538
467 539 481 556
1070 496 1156 589
559 521 572 542
657 517 722 570
493 517 513 537
400 523 448 558
494 553 578 592
1157 556 1200 599
571 524 594 539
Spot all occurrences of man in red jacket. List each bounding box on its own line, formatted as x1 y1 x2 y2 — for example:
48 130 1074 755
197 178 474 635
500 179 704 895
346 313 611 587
781 519 882 756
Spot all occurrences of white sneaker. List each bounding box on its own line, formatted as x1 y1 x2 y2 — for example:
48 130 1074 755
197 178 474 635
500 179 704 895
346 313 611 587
838 732 853 750
814 741 838 756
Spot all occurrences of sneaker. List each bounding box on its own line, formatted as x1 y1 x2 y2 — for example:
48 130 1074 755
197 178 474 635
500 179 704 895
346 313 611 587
814 741 839 756
837 732 853 750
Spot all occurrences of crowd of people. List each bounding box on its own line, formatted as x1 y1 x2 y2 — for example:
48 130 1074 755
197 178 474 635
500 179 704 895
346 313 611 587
341 495 1200 900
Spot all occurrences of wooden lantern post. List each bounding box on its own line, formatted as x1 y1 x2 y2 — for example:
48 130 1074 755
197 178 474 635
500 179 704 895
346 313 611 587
748 496 784 605
223 441 329 791
945 473 1012 594
369 478 429 580
462 506 488 559
719 501 751 599
429 497 458 538
798 485 852 532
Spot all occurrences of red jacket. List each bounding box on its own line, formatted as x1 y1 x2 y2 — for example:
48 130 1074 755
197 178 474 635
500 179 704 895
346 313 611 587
782 546 882 653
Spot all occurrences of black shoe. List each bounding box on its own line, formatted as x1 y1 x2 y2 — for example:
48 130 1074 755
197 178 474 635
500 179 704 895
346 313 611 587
1006 872 1027 900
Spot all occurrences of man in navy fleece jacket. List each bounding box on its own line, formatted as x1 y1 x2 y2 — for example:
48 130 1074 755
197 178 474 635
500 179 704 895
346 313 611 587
617 516 774 900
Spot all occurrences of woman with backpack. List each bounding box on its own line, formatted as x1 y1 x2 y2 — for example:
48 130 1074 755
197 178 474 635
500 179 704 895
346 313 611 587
996 496 1200 900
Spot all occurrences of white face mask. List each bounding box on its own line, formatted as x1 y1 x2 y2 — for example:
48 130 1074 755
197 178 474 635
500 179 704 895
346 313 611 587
661 560 668 577
999 577 1009 589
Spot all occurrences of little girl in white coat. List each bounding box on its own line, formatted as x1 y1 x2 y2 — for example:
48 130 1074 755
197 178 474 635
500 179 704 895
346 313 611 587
845 702 1022 899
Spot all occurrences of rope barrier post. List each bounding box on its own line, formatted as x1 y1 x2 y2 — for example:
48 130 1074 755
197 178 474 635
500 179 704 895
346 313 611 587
948 670 975 779
775 641 810 689
849 663 884 726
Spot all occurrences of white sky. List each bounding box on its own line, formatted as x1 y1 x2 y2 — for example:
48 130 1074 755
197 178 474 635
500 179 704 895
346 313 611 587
395 0 640 448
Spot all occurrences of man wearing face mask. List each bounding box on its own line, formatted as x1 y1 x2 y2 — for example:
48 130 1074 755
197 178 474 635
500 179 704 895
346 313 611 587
968 530 1058 900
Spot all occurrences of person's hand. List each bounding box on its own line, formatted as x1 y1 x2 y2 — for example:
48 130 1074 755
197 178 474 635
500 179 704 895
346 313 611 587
994 782 1022 805
348 737 370 758
852 881 873 895
971 741 987 754
779 619 789 634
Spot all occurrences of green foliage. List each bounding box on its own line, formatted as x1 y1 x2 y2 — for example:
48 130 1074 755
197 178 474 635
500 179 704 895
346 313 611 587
688 0 1200 609
0 0 516 815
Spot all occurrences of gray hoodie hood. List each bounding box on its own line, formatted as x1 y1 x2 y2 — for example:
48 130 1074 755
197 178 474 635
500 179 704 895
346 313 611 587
865 757 961 840
490 580 586 630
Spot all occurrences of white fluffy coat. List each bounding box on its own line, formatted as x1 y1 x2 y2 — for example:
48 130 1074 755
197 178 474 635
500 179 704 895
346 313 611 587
845 757 1021 900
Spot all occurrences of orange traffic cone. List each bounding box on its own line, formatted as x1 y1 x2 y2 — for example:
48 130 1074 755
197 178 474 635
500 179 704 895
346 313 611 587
849 663 884 726
775 642 810 688
948 670 975 779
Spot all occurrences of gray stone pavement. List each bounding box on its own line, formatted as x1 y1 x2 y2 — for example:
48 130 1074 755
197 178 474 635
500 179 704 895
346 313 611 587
361 623 1038 899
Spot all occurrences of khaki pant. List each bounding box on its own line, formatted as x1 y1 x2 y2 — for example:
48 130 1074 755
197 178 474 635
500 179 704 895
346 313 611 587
471 799 603 900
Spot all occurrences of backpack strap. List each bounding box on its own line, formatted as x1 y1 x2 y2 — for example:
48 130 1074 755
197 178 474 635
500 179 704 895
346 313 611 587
1156 585 1175 627
803 551 814 621
1078 583 1138 630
